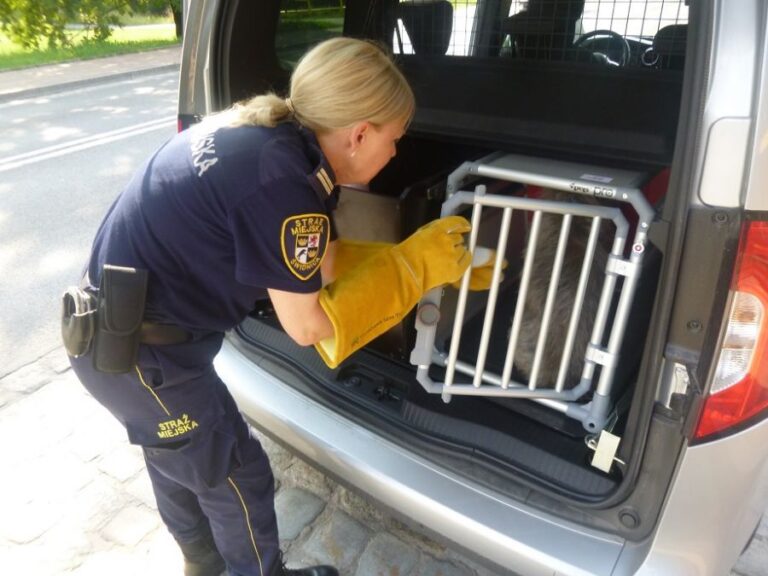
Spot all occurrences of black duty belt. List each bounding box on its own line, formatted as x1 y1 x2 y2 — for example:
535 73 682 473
140 322 192 346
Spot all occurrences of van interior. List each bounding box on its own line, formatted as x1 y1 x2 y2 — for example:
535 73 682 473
216 0 694 537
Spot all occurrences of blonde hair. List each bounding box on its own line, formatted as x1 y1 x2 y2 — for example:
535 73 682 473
228 37 415 131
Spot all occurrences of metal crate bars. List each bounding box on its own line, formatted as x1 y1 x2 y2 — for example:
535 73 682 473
410 153 655 432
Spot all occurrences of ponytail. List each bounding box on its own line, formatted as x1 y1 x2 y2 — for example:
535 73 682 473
228 93 295 128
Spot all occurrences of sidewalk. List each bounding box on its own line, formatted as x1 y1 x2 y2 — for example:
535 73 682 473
0 45 181 102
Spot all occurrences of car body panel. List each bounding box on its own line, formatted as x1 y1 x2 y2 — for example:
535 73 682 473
215 340 626 576
745 2 768 212
178 0 216 119
696 0 763 208
619 418 768 575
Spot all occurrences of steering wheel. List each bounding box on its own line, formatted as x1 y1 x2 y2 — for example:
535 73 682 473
573 30 632 67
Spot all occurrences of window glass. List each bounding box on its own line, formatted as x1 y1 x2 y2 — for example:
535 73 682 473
577 0 689 37
276 1 346 68
391 0 688 68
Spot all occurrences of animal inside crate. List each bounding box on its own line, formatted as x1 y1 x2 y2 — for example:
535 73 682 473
410 153 657 432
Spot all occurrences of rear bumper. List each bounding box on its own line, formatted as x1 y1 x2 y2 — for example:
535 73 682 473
214 339 625 576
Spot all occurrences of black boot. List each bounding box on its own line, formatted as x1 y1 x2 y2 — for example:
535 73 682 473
271 552 339 576
277 567 338 576
176 531 227 576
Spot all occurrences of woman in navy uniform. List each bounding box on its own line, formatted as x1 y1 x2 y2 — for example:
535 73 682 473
66 38 471 576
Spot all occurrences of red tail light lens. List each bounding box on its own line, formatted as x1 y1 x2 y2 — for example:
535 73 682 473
694 220 768 440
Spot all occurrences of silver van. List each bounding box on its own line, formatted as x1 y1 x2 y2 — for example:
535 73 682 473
179 1 768 574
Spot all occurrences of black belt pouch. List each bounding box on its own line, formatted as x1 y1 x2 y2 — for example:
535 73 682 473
92 265 148 374
61 287 97 357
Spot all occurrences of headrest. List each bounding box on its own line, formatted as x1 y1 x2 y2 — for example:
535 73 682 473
653 24 687 56
398 1 454 56
503 0 585 35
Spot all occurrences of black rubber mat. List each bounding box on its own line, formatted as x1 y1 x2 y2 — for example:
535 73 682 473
235 314 620 499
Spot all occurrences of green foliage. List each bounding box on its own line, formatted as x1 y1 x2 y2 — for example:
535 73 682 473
80 0 134 43
0 0 66 48
133 0 170 16
0 0 177 49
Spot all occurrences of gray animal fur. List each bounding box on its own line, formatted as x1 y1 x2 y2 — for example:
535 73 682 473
513 190 611 389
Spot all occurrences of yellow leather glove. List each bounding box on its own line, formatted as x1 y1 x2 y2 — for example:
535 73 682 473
316 216 471 369
334 239 506 291
333 239 393 279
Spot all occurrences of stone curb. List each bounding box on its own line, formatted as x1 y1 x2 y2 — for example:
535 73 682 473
0 63 179 104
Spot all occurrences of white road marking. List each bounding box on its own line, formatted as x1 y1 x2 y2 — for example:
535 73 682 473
0 116 175 173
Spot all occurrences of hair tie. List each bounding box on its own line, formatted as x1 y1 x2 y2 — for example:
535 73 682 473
284 97 295 115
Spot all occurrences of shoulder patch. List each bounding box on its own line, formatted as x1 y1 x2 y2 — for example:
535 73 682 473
281 213 330 280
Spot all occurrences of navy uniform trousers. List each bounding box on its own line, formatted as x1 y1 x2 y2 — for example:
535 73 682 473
70 337 278 576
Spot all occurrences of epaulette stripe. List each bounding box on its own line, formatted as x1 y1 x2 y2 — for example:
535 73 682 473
317 168 333 194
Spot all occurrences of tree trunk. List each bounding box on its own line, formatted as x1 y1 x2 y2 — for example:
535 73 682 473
172 3 183 39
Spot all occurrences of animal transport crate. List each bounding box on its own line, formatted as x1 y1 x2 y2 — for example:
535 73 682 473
409 152 655 433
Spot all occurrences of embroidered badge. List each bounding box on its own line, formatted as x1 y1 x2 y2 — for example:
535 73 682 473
157 414 199 439
281 213 329 280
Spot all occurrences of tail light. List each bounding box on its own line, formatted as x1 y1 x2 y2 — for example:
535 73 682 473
694 220 768 441
177 114 201 132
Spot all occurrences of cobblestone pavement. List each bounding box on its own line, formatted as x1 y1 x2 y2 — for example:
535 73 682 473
0 347 766 576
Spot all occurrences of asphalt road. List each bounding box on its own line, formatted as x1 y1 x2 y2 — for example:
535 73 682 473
0 71 178 377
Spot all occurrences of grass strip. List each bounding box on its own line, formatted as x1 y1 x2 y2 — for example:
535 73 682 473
0 25 179 71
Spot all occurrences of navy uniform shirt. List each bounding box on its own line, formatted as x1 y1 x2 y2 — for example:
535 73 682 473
85 120 338 335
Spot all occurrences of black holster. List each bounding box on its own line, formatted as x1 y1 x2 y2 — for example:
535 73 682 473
92 265 148 374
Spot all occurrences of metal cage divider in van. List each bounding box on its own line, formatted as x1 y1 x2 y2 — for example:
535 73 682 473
409 153 655 432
